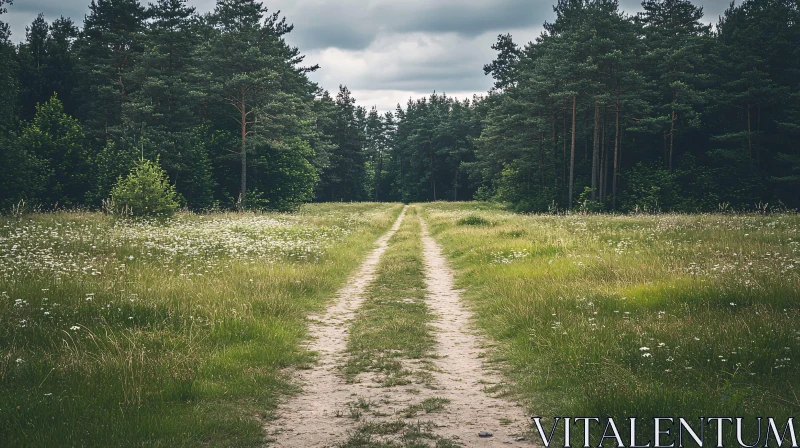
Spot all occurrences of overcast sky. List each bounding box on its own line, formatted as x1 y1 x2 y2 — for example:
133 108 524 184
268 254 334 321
3 0 732 112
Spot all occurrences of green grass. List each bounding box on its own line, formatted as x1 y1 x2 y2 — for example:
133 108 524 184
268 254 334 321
420 202 800 443
0 203 403 447
344 207 436 386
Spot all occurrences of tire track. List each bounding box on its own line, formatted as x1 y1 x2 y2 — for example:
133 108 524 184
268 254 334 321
268 209 535 447
268 206 407 447
418 217 533 446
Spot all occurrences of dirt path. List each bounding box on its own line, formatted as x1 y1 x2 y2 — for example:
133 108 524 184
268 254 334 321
268 210 534 447
417 218 532 445
268 206 408 447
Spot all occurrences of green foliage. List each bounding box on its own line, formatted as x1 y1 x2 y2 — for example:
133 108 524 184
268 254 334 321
109 158 180 218
0 138 46 210
497 159 560 212
576 186 604 213
383 92 482 203
259 139 319 211
316 86 368 202
16 95 89 207
472 185 496 202
87 141 138 205
620 163 679 212
475 0 800 212
2 0 799 212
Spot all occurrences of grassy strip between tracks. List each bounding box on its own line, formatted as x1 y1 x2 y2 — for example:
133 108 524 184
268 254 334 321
344 206 436 387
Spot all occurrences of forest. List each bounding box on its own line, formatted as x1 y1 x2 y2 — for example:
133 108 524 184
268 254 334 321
0 0 798 213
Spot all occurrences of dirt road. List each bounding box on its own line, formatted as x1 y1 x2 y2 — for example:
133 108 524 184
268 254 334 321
268 208 533 447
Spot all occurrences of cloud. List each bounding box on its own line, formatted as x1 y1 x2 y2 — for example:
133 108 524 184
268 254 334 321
4 0 87 39
351 89 487 113
267 0 551 50
6 0 85 15
303 31 502 106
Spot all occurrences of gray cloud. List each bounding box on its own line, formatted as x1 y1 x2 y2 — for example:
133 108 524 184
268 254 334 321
6 0 85 15
270 0 551 50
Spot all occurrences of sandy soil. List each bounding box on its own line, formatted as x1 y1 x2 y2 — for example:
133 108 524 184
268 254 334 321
267 211 535 447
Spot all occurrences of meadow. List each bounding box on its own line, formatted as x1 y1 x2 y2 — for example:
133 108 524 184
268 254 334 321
3 201 799 446
0 203 402 447
420 203 800 442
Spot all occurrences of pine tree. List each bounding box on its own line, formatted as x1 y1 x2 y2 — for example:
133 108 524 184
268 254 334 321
73 0 147 146
712 0 798 205
317 86 367 202
365 107 384 201
109 157 180 218
0 4 45 208
638 0 711 171
45 17 79 115
126 0 216 208
17 15 79 121
16 95 90 206
17 14 50 121
205 0 317 209
483 34 520 91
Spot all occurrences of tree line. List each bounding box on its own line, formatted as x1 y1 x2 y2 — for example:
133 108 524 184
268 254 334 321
477 0 800 212
0 0 798 213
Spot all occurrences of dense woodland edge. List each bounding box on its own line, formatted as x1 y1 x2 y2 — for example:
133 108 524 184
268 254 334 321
0 0 798 215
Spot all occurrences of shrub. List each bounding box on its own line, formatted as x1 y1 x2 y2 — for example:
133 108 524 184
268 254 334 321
109 158 180 219
457 214 492 226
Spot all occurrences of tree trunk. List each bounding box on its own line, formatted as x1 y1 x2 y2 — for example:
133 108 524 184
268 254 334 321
539 111 545 186
563 110 567 190
569 96 577 209
454 139 459 201
601 107 607 202
592 100 600 200
552 114 558 188
756 104 761 168
613 101 620 210
375 150 383 202
669 108 676 172
454 164 459 201
239 93 247 211
584 114 589 162
429 138 436 201
747 104 753 161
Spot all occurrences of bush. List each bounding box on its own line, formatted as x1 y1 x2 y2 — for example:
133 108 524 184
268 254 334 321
457 214 492 226
473 185 496 202
109 158 180 218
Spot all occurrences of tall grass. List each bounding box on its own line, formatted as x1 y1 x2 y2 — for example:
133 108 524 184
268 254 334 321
421 203 800 443
0 203 402 447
